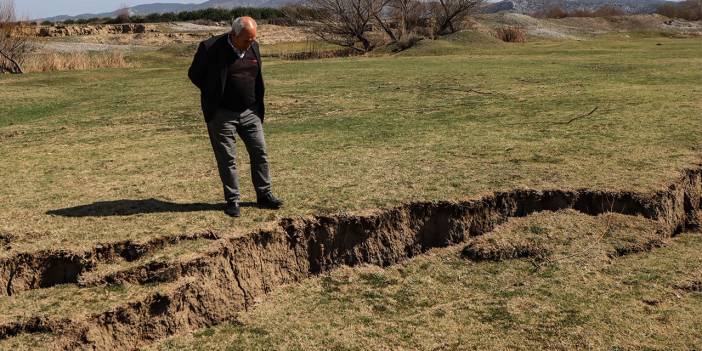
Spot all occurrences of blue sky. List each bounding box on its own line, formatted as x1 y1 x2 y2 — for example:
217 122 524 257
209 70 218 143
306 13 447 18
15 0 199 19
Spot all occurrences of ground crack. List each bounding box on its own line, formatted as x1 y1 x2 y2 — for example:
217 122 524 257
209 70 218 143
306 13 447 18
1 165 700 350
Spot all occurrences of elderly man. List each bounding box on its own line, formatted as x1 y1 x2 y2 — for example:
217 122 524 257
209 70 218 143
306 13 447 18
188 16 282 217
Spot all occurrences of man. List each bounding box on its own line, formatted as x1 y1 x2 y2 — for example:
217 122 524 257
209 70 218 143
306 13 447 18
188 16 283 217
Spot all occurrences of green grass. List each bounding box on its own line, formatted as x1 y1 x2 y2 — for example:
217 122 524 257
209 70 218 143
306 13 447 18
149 211 702 350
0 34 701 258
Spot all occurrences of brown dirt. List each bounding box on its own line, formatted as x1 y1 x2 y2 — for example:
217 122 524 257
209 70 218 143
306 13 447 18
0 231 219 296
31 23 311 52
0 164 700 350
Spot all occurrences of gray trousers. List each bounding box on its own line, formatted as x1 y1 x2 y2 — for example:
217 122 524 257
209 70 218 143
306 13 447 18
207 108 271 203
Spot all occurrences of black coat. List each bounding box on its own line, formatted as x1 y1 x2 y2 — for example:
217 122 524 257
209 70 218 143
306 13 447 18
188 33 265 123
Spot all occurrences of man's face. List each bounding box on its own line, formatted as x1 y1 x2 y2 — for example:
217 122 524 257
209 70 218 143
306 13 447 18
231 27 256 51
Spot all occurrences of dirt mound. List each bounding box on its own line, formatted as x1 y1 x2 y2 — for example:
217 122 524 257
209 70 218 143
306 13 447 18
462 228 550 261
27 24 154 37
462 210 668 263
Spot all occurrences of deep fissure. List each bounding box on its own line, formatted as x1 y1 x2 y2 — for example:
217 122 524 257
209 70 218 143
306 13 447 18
0 165 699 350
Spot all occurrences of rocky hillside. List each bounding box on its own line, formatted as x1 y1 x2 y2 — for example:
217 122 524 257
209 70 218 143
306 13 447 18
485 0 673 14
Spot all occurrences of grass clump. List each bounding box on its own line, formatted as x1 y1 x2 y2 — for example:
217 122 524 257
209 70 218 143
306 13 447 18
462 231 549 261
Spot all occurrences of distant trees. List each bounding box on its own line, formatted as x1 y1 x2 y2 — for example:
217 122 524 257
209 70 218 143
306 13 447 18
0 0 30 74
167 7 282 22
52 7 283 26
287 0 483 52
300 0 384 52
390 0 430 39
429 0 482 35
656 0 702 21
535 3 624 18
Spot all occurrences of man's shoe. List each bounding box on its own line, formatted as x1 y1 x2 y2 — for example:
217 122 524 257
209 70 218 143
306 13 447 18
257 193 283 209
224 201 241 217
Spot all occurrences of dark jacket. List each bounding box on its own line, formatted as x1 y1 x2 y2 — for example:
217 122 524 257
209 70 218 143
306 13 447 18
188 33 265 123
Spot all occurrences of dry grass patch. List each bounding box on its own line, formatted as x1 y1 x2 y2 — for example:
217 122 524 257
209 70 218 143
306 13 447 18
462 225 549 261
22 50 131 72
495 26 527 43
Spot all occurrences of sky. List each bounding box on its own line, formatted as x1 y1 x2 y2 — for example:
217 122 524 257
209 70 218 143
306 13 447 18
14 0 200 19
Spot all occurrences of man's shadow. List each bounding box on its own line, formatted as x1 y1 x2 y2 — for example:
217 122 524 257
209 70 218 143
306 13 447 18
47 198 257 217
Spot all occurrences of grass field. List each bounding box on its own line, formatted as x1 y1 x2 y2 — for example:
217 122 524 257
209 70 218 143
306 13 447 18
1 31 702 349
1 33 701 256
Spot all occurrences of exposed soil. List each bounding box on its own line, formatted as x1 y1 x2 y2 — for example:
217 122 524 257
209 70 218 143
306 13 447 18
0 164 699 350
31 23 312 53
0 231 219 296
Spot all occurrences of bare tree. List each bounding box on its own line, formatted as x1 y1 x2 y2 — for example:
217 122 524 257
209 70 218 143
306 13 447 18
303 0 384 52
0 0 30 74
288 0 481 51
390 0 429 39
428 0 482 35
372 0 397 43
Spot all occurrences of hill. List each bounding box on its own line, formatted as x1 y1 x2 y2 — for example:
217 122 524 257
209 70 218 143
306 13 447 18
45 0 679 21
485 0 675 14
42 0 290 22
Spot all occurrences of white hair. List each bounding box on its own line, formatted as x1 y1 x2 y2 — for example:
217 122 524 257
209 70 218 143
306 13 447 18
232 17 256 36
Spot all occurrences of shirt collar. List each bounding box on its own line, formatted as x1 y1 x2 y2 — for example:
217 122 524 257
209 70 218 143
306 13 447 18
227 34 247 59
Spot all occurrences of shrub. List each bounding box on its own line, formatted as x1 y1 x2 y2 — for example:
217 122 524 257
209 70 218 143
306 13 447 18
278 48 358 60
274 40 360 60
539 6 568 19
392 33 422 52
496 26 526 43
591 5 625 17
